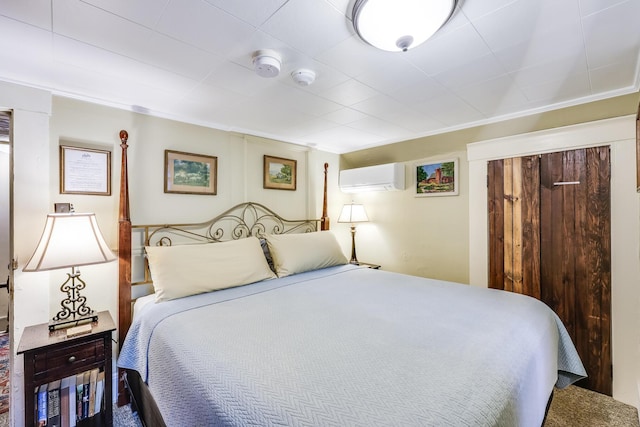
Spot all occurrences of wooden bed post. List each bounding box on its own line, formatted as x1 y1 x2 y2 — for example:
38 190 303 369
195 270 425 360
117 130 132 406
321 162 330 230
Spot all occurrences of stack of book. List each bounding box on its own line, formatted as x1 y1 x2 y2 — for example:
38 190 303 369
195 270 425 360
34 368 104 427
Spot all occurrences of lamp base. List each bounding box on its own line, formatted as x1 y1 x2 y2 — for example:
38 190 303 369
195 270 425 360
50 267 97 331
49 312 97 331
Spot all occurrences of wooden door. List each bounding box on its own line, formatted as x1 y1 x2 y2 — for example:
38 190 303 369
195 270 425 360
488 147 612 395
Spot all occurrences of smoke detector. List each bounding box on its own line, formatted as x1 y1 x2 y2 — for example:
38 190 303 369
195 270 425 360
252 49 281 78
291 69 316 86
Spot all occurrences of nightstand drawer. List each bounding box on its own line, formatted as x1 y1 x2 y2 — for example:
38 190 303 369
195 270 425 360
33 337 104 381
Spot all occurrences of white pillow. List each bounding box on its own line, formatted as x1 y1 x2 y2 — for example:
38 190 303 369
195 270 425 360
145 236 276 302
264 231 347 277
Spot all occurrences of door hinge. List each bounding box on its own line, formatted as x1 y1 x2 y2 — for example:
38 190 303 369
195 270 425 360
10 259 18 271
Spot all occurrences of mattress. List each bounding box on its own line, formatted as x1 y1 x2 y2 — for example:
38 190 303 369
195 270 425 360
118 264 586 426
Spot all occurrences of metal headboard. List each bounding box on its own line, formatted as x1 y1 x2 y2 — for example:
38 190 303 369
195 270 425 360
131 202 320 284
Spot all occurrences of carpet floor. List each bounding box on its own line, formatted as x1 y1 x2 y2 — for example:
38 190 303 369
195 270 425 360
0 384 637 426
0 333 7 415
545 385 639 427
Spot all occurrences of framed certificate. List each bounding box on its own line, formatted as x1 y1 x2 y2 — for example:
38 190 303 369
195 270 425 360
60 145 111 196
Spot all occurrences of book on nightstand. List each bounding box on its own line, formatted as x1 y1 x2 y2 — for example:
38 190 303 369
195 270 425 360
75 373 84 421
60 377 70 427
47 379 61 427
37 383 48 427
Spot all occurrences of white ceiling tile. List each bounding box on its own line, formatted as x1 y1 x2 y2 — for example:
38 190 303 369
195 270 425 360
53 36 200 95
155 0 257 56
582 0 640 69
301 126 383 153
493 24 585 72
321 79 378 107
590 59 638 93
579 0 628 17
453 75 530 115
350 94 408 119
407 23 492 75
472 0 582 52
52 1 148 52
203 0 289 27
460 0 519 21
348 116 413 140
255 83 343 118
260 0 352 57
0 0 51 29
391 77 449 104
433 54 508 90
80 0 170 28
509 55 589 88
315 36 393 78
519 72 591 104
355 59 428 97
415 94 485 126
322 108 368 125
203 62 278 97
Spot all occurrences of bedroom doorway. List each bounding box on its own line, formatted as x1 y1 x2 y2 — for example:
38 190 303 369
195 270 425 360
487 146 612 396
0 110 11 417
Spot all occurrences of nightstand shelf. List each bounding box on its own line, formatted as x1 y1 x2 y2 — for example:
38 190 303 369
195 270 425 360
18 311 115 427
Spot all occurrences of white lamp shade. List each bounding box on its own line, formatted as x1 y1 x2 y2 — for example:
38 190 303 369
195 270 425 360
353 0 456 52
23 213 116 272
338 204 369 223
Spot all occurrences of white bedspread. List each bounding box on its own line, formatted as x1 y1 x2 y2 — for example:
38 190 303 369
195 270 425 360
118 265 586 426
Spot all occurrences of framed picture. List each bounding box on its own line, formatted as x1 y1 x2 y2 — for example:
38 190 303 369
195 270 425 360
60 145 111 195
415 158 458 197
164 150 217 195
54 203 73 213
263 155 297 191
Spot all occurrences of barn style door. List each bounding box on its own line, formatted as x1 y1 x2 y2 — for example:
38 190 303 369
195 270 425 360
488 147 612 395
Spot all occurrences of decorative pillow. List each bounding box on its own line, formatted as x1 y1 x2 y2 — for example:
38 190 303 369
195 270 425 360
264 231 347 277
145 236 276 302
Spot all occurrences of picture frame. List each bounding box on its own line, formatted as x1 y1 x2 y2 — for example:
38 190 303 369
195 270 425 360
415 158 458 197
263 155 297 191
54 203 73 213
60 145 111 196
164 150 217 195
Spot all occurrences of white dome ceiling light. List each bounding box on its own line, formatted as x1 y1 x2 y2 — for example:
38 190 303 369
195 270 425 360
252 49 281 78
353 0 457 52
291 69 316 86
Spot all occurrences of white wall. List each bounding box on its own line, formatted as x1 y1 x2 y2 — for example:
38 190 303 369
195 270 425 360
467 115 640 409
341 151 469 284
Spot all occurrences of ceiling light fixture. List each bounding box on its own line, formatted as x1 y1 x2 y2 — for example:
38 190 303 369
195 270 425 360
291 69 316 86
353 0 457 52
252 49 281 78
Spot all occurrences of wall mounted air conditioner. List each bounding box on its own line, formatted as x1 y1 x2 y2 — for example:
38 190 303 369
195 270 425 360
339 163 405 193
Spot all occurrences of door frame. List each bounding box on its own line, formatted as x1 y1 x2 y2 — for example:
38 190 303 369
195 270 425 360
467 115 639 406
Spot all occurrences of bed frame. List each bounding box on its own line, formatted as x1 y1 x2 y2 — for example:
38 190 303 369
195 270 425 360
116 130 331 421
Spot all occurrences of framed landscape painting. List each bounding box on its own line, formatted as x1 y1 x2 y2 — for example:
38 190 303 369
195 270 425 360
164 150 217 195
263 155 297 191
415 158 458 197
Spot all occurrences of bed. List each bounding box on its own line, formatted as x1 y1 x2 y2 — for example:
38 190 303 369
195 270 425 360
115 131 586 426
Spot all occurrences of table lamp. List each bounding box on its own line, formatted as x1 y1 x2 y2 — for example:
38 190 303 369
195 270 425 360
23 213 116 331
338 202 369 264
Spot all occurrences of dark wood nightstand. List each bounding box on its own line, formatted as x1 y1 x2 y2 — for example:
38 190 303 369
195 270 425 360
352 262 381 269
18 311 115 427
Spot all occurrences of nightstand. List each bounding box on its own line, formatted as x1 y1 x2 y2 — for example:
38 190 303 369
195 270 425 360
352 262 381 269
18 311 115 427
